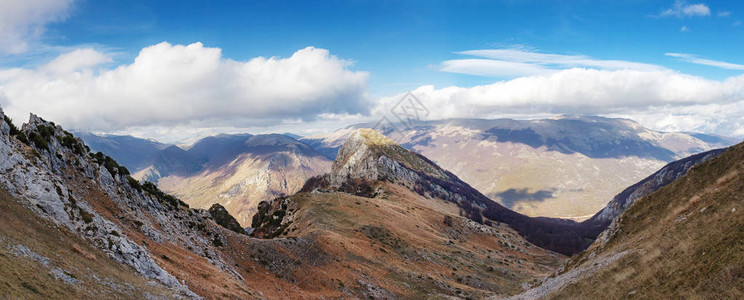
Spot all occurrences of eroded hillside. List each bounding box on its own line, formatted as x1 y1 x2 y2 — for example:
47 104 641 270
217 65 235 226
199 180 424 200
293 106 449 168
513 141 744 299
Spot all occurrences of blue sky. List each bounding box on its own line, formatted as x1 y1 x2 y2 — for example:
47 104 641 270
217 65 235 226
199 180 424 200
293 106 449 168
1 0 743 141
35 0 744 92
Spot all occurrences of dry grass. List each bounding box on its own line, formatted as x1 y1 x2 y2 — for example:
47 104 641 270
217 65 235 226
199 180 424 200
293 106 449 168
548 142 744 299
0 189 175 299
262 183 566 298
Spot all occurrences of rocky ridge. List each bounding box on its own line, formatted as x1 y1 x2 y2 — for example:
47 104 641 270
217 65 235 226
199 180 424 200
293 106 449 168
0 110 252 298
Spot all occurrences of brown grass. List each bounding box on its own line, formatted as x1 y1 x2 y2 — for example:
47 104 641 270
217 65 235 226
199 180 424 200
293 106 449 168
548 142 744 299
0 189 176 299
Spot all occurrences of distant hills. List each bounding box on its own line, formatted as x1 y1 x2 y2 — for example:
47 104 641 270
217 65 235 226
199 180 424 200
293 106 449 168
3 111 742 298
77 116 736 226
80 132 331 225
302 116 736 220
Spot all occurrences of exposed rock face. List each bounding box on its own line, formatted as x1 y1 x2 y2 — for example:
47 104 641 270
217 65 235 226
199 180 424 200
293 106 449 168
321 128 593 255
329 129 482 212
0 110 250 298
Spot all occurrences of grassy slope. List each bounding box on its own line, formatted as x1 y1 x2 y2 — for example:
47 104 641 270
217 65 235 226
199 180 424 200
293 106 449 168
550 142 744 299
0 188 176 299
269 183 565 298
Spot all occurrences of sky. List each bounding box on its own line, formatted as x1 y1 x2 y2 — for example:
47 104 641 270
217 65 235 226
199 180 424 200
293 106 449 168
0 0 743 142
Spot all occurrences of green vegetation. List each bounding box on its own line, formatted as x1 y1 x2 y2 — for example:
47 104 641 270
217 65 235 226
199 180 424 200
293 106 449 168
208 203 247 235
551 142 744 299
3 115 28 145
126 176 142 190
141 181 189 209
56 132 85 155
80 210 93 223
212 236 224 247
28 132 48 150
251 199 291 238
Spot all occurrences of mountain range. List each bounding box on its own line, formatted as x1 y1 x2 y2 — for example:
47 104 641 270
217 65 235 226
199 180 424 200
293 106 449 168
1 110 741 298
78 116 735 228
81 133 331 225
302 116 735 220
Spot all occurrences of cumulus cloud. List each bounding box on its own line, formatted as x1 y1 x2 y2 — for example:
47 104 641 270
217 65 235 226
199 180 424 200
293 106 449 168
373 68 744 137
0 0 74 54
0 42 369 131
440 48 665 77
661 1 711 17
666 53 744 70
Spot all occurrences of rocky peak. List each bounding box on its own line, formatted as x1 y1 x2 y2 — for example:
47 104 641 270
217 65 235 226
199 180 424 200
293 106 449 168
330 128 447 188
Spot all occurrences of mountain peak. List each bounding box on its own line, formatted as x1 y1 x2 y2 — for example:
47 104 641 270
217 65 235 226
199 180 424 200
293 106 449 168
349 128 395 146
330 129 447 188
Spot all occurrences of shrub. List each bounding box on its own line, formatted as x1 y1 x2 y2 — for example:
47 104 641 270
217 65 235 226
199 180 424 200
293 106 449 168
29 132 49 150
103 156 120 176
35 124 54 140
126 176 142 190
141 181 189 209
208 203 247 235
4 115 16 132
212 236 224 247
117 166 130 176
80 210 93 223
57 133 85 155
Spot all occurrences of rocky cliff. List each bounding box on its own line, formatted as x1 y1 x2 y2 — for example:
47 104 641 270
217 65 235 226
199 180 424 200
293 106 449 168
0 110 255 298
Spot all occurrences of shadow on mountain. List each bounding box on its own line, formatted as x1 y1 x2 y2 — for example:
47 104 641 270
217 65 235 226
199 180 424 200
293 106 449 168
483 119 677 161
491 188 554 209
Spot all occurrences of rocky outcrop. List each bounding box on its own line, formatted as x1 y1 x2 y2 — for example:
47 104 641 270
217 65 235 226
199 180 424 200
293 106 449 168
0 110 249 298
321 129 594 255
209 203 247 235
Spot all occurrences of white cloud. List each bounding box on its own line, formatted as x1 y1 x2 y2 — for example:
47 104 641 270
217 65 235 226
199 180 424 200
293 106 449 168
661 1 711 17
42 48 112 73
440 48 665 77
718 11 731 17
680 25 690 32
0 0 75 54
666 53 744 70
441 58 550 77
374 68 744 137
0 42 369 132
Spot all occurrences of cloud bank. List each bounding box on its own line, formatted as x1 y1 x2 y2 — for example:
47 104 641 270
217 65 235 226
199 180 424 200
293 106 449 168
0 42 369 131
375 68 744 137
0 0 74 54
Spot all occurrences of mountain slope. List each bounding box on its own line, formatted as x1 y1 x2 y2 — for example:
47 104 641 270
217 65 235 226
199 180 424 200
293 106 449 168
306 129 594 255
0 112 570 299
514 141 744 299
134 134 332 225
579 147 726 238
0 188 175 299
76 132 169 171
302 116 733 220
